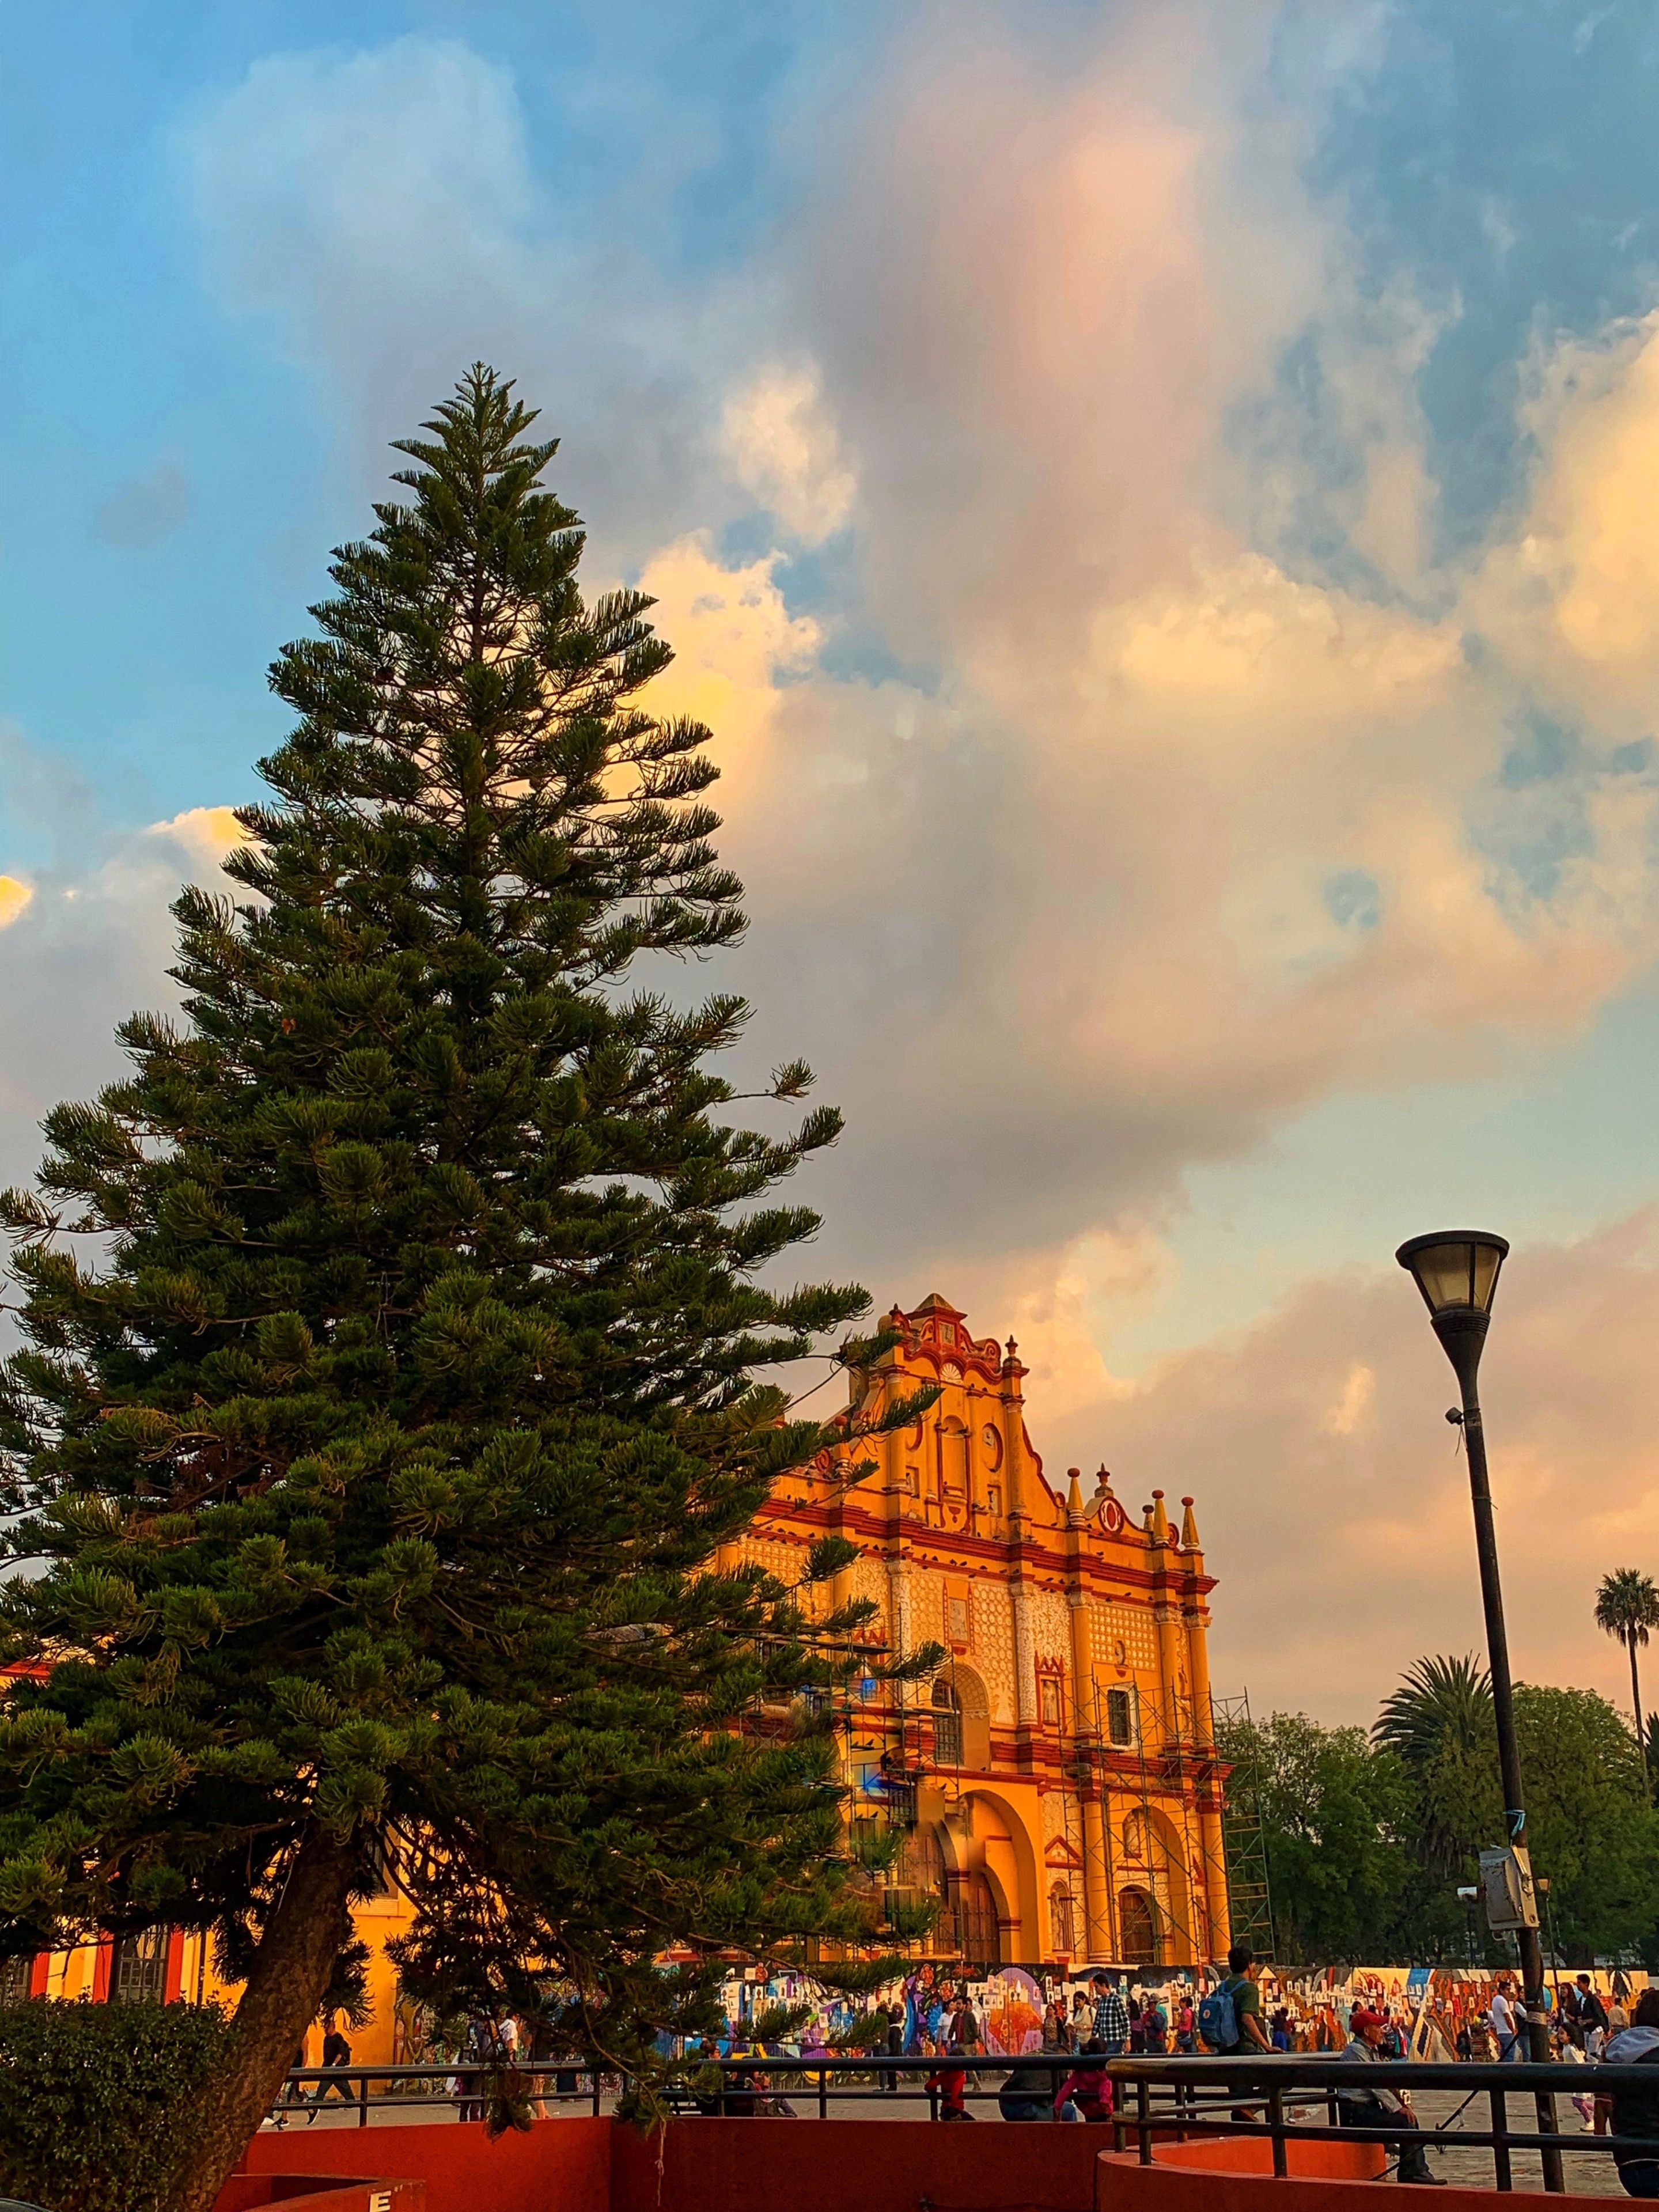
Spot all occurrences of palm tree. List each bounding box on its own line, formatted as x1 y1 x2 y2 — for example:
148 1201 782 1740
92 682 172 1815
1374 1654 1493 1878
1595 1569 1659 1781
1375 1653 1492 1765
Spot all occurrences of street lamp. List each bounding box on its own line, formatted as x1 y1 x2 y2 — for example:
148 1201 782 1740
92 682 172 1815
1397 1231 1562 2181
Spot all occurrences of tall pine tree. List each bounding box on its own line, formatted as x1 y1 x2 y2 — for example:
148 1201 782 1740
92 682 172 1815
0 369 929 2211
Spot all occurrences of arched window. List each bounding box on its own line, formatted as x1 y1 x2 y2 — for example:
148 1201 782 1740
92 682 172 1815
1049 1881 1076 1956
931 1677 963 1767
1118 1885 1157 1965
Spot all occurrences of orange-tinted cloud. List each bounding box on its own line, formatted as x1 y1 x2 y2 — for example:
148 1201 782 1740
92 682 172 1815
1062 1211 1659 1722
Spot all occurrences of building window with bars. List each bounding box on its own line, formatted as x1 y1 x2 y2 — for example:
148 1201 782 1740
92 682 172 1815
1106 1685 1136 1745
110 1926 168 2005
931 1677 963 1767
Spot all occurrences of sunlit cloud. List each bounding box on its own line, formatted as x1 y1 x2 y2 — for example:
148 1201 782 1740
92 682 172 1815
719 364 855 545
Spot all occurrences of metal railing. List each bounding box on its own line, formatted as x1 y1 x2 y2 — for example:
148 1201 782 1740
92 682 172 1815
268 2047 1659 2195
1104 2052 1659 2194
270 2061 610 2127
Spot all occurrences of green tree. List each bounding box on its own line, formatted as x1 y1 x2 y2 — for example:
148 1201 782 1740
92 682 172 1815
1596 1569 1659 1782
1374 1653 1494 1882
1377 1657 1659 1964
0 368 931 2212
1218 1711 1414 1965
1512 1684 1659 1964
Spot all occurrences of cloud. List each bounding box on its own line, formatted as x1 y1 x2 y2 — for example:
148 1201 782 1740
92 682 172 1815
635 535 821 775
181 33 758 559
718 363 855 543
0 791 245 1187
152 805 249 874
94 460 192 551
1473 310 1659 726
153 13 1659 1721
1059 1210 1659 1723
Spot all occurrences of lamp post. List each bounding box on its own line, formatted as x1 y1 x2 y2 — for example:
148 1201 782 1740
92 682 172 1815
1396 1231 1563 2190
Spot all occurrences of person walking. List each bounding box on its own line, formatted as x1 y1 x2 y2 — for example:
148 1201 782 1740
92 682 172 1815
1337 2008 1444 2185
1092 1972 1129 2058
1175 1994 1196 2055
309 2017 357 2118
1578 1976 1611 2061
1142 1991 1168 2055
883 1999 905 2094
1490 1977 1521 2063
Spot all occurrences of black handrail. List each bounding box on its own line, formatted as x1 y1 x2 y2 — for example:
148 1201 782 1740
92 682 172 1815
268 2046 1659 2196
1104 2052 1659 2193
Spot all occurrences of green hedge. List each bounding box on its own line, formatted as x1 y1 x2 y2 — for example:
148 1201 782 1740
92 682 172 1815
0 1999 232 2212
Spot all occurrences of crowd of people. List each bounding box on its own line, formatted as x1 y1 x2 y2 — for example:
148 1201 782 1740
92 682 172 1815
354 1949 1659 2196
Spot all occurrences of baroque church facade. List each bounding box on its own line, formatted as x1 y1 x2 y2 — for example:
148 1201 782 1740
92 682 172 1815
728 1293 1233 1970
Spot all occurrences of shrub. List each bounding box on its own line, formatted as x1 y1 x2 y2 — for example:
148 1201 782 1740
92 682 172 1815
0 1999 232 2212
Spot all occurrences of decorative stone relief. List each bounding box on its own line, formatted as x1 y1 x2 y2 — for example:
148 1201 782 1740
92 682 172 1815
1089 1602 1157 1673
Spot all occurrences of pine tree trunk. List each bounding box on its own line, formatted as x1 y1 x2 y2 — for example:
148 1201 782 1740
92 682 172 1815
168 1828 357 2212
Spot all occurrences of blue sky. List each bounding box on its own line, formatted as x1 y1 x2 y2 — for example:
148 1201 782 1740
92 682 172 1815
7 0 1659 1715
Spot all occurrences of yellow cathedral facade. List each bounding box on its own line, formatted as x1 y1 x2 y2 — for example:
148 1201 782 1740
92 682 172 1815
728 1293 1233 1972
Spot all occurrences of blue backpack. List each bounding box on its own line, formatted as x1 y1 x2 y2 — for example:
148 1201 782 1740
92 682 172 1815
1198 1982 1239 2052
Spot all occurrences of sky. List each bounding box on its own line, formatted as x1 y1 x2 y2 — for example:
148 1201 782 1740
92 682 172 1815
6 0 1659 1724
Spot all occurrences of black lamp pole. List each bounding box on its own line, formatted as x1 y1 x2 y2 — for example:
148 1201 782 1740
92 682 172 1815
1397 1232 1563 2191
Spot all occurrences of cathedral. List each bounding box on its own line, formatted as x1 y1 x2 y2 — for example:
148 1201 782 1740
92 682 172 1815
725 1293 1233 1971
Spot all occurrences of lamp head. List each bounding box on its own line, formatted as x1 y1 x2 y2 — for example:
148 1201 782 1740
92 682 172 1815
1396 1231 1509 1400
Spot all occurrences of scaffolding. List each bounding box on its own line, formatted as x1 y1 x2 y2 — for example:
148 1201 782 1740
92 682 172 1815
1071 1675 1275 1969
1211 1690 1275 1959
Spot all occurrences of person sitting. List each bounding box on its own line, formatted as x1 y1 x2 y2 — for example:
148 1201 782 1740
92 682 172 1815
998 2057 1061 2122
1595 1986 1659 2197
1054 2043 1113 2123
1338 2008 1442 2186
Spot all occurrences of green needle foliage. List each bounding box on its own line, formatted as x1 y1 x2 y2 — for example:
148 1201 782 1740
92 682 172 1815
0 366 934 2211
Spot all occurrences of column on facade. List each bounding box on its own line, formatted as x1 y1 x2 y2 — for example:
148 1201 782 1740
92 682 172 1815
999 1348 1039 1732
1148 1492 1187 1749
1180 1498 1230 1954
1066 1560 1111 1959
877 1361 913 1765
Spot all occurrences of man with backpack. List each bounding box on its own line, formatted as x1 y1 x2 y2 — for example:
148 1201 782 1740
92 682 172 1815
1199 1945 1272 2125
1199 1945 1272 2060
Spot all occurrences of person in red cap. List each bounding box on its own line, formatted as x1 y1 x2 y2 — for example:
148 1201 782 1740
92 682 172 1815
1338 2008 1443 2184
